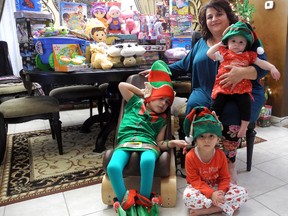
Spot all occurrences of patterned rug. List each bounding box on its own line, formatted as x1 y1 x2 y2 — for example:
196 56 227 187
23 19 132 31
239 136 267 148
0 124 114 206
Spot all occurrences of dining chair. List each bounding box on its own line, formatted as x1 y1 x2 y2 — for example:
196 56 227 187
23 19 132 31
0 70 62 165
0 41 30 102
49 83 108 123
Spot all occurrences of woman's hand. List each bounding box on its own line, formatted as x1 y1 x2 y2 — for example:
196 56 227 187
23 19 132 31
139 69 151 77
219 66 245 91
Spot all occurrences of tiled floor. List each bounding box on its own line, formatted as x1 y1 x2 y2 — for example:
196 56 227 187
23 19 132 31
1 108 288 216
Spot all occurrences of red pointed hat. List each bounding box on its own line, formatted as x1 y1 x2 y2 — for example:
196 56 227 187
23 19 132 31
144 60 175 105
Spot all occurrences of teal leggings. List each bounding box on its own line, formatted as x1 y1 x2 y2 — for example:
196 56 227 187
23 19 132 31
107 149 157 201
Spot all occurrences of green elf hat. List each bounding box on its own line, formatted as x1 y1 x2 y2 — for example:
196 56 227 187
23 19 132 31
222 21 254 47
183 106 223 141
144 60 175 105
222 21 265 54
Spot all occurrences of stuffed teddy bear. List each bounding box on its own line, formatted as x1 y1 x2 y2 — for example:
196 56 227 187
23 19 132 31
121 10 138 35
164 47 189 60
90 43 113 70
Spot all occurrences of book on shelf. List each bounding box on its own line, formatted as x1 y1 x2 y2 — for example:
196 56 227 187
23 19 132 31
169 14 193 36
59 1 87 32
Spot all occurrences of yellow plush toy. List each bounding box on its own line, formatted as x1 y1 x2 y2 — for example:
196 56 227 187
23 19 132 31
90 43 113 70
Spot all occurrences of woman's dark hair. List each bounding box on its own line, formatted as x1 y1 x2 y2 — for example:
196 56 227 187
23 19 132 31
199 0 238 40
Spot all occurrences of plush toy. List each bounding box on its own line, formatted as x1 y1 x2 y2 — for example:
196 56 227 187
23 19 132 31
121 10 138 35
85 18 107 42
171 96 187 117
106 5 124 32
171 97 187 140
107 44 124 68
164 47 189 60
91 27 107 43
90 43 113 70
134 44 146 65
90 2 108 29
120 43 137 67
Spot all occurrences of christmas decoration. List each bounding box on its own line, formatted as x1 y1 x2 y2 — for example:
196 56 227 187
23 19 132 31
229 0 256 24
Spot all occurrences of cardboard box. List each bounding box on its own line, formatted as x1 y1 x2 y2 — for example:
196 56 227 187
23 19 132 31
52 44 88 72
172 37 191 50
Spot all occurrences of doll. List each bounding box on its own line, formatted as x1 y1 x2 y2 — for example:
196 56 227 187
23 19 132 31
106 5 124 33
90 3 108 29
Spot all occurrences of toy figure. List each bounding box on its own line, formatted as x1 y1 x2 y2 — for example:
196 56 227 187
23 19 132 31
90 3 108 29
121 10 138 35
85 18 107 42
91 27 107 43
106 5 124 33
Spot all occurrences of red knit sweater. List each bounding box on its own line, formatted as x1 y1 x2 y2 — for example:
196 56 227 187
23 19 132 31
185 148 231 198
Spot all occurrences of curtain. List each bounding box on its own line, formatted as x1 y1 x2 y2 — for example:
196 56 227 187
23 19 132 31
0 0 22 76
134 0 156 15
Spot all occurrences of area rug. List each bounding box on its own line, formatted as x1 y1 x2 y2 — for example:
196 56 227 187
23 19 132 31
239 136 267 148
0 124 114 206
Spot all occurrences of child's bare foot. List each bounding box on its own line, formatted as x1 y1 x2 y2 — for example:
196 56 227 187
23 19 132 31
189 206 222 216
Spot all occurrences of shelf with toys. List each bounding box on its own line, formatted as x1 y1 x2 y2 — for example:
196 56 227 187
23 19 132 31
14 0 196 72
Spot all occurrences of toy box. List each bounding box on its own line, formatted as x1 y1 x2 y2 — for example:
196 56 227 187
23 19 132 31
52 44 88 72
169 0 189 15
59 2 87 31
257 105 272 127
171 37 192 50
15 0 42 12
14 11 53 43
33 37 88 65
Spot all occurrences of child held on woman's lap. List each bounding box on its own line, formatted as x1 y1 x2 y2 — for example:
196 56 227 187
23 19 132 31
207 21 280 138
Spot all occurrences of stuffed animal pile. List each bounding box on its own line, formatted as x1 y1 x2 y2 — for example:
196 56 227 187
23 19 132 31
106 43 146 68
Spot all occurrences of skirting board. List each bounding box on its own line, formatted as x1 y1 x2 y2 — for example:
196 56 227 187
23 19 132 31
271 116 288 127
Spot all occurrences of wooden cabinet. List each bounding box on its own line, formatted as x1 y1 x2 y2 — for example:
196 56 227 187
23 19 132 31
250 0 288 117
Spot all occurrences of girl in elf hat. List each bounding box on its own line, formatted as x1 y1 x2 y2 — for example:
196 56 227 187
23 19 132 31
107 60 189 214
183 106 248 216
207 21 280 138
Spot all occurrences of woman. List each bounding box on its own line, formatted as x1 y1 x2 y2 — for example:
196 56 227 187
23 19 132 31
141 0 267 183
172 0 267 183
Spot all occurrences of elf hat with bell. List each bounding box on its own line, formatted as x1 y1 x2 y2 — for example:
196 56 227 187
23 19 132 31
183 106 223 140
144 60 175 105
222 21 264 55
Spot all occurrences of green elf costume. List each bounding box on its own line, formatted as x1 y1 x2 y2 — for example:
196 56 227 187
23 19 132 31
107 60 174 216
